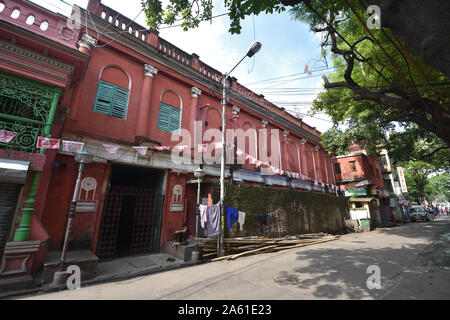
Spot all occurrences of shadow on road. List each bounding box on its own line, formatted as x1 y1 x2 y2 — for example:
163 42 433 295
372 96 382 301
273 218 450 299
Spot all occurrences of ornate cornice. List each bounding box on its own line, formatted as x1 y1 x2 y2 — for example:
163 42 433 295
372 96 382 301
0 39 74 74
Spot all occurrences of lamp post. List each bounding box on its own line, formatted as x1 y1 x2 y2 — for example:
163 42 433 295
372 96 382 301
53 149 93 285
192 166 205 262
218 41 262 257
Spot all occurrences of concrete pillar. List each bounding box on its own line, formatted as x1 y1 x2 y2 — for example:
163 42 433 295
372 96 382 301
281 130 289 171
135 64 158 138
189 87 202 146
300 139 308 178
314 146 323 182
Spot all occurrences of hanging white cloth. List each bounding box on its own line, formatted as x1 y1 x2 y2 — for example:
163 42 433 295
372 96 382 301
238 211 246 231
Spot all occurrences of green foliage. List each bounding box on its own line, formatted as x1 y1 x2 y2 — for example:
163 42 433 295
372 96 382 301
425 174 450 202
142 0 288 33
400 160 434 203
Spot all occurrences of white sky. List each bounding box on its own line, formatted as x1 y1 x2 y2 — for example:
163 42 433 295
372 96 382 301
34 0 335 132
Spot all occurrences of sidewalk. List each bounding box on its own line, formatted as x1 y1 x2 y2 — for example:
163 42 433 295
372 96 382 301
1 252 199 299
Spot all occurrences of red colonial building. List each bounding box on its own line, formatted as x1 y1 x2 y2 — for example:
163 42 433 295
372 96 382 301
0 0 88 288
2 0 338 286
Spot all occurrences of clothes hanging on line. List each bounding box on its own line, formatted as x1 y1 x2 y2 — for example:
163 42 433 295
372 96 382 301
206 203 221 236
258 214 268 234
198 204 208 238
238 211 246 231
199 204 208 228
225 206 239 229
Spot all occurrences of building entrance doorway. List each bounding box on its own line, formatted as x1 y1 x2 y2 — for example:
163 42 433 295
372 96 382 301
96 164 164 260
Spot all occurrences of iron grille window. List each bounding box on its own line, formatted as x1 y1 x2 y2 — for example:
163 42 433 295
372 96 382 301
93 80 129 119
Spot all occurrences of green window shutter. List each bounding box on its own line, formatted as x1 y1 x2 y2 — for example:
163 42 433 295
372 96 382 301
169 107 181 132
157 103 171 131
158 103 180 132
111 86 129 119
93 80 114 115
93 80 129 119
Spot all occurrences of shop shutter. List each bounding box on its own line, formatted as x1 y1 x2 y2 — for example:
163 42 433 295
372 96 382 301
0 183 20 262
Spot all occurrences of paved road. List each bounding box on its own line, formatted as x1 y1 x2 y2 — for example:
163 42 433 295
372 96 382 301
20 217 450 300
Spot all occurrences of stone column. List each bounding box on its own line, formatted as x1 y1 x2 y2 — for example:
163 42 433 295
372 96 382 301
281 130 289 171
190 87 202 146
300 139 308 178
78 34 97 55
69 34 97 120
135 64 158 138
314 145 322 182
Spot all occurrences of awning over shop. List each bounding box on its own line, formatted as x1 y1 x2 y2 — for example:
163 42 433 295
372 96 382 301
0 159 30 184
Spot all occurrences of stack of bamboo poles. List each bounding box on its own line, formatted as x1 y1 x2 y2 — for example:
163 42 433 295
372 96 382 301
195 233 340 262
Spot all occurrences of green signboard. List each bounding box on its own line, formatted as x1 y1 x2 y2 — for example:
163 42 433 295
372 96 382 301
345 187 367 197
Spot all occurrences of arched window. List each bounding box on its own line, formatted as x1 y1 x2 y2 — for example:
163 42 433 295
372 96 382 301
93 65 130 119
158 90 182 132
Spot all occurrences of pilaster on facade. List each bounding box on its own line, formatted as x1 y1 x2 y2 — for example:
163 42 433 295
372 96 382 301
231 106 240 121
144 64 158 77
191 86 202 98
78 34 98 52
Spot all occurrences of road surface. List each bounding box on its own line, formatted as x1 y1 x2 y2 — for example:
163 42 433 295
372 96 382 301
19 216 450 300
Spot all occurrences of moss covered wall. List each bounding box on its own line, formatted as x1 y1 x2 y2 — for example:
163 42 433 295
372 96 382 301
213 183 349 237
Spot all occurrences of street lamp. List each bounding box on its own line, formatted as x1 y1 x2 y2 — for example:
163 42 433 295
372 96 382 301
53 149 93 285
219 41 262 257
192 166 205 262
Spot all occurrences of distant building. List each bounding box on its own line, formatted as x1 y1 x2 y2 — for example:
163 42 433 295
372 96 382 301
333 144 396 227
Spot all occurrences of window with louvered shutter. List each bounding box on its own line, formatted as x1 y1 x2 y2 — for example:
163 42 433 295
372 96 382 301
93 80 129 119
158 103 180 132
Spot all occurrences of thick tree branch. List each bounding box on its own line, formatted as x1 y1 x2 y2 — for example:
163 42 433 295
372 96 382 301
315 27 450 145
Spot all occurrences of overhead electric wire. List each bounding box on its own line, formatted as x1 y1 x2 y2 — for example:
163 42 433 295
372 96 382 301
243 66 336 85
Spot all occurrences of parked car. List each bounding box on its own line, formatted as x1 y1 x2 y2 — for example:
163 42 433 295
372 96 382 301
409 205 430 222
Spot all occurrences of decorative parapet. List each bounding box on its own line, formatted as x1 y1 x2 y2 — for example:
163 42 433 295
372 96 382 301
158 37 192 68
0 0 80 49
